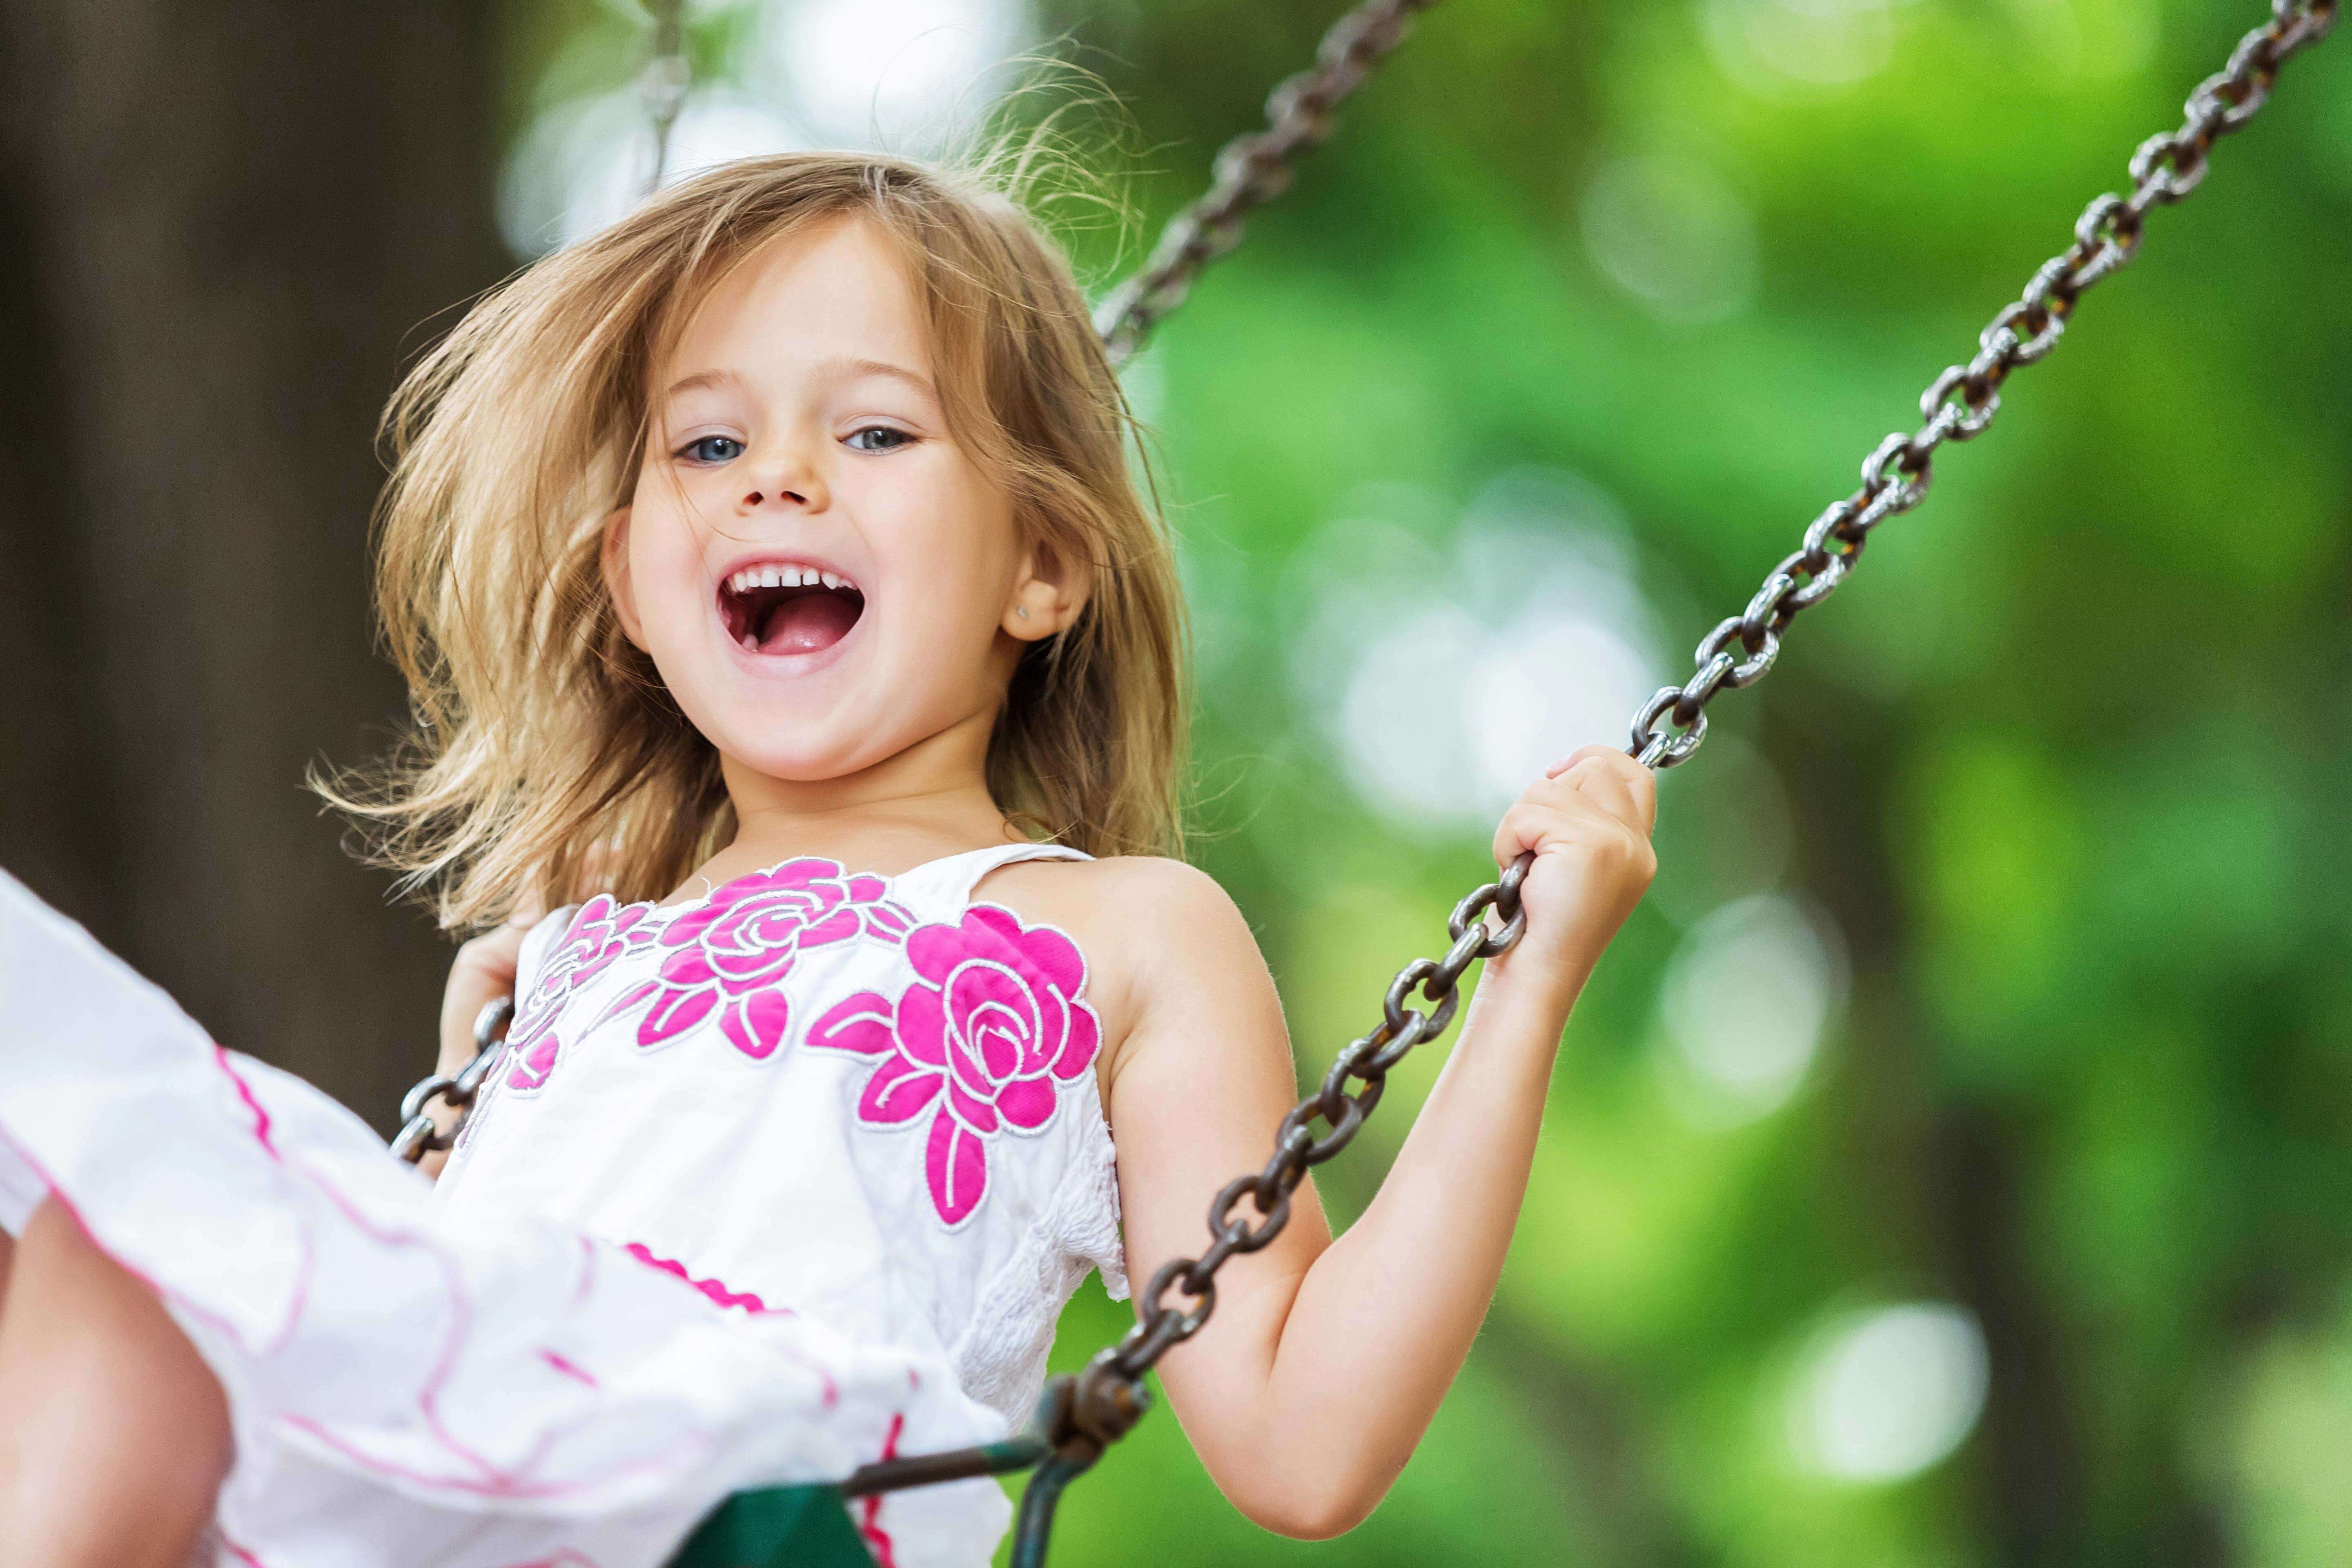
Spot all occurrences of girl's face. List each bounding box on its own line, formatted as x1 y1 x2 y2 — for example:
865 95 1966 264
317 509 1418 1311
605 216 1076 788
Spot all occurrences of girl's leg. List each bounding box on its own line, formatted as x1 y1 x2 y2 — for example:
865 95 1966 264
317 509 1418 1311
0 1198 231 1568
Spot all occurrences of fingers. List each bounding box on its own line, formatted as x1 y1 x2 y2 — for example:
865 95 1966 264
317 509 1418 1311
1544 744 1621 780
1493 745 1659 871
1491 798 1655 898
1541 747 1657 835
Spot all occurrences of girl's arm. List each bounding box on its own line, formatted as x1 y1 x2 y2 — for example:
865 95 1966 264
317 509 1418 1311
1101 745 1656 1539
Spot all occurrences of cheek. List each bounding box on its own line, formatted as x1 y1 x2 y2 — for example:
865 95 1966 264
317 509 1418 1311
920 464 1021 601
625 500 715 646
861 461 1017 626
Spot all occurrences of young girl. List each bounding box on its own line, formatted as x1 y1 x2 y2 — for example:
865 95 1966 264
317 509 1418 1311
0 152 1656 1568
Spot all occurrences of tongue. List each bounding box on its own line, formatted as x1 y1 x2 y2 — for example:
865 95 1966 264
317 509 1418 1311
757 591 858 656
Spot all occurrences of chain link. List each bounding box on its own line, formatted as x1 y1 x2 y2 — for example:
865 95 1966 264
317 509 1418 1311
1625 0 2336 769
387 0 2336 1537
1093 0 1438 366
1089 0 2335 1432
391 998 513 1164
1100 856 1528 1379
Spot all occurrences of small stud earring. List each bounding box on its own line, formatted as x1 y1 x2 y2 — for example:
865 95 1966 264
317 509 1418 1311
1016 605 1030 620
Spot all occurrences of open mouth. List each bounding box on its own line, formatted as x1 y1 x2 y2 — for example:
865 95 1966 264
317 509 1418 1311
718 563 866 657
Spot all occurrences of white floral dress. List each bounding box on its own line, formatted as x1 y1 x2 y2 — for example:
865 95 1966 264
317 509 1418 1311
0 844 1126 1568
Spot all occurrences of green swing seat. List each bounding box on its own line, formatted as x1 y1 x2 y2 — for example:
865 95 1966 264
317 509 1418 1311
666 1486 873 1568
652 1372 1130 1568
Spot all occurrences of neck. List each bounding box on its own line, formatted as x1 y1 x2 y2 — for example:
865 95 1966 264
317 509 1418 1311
696 708 1019 891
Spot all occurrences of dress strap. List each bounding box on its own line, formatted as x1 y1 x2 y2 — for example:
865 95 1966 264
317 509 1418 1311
897 841 1091 909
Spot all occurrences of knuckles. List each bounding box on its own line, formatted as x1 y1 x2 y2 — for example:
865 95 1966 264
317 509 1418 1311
1492 758 1658 964
1495 811 1656 885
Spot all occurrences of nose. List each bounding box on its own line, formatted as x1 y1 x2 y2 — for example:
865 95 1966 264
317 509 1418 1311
738 440 828 515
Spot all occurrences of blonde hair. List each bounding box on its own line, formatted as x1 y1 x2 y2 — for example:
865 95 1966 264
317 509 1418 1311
324 152 1187 931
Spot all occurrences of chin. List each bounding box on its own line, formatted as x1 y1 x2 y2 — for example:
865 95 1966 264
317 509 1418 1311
709 724 886 787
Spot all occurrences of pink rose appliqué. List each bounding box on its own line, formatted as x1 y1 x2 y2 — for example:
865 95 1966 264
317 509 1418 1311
633 858 913 1061
503 894 658 1095
808 905 1101 1228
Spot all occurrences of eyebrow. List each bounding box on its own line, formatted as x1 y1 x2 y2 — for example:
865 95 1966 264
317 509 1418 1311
662 368 748 401
659 358 936 403
827 356 936 398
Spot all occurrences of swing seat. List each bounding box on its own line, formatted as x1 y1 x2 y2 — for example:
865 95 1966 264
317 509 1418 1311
666 1485 873 1568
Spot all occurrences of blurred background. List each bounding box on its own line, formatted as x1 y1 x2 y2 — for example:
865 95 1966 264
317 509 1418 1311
3 0 2348 1563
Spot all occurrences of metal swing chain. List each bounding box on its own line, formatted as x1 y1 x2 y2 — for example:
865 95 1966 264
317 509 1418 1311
384 0 2336 1558
1072 0 2341 1474
1093 0 1439 366
391 997 513 1164
1093 860 1529 1371
1624 0 2339 771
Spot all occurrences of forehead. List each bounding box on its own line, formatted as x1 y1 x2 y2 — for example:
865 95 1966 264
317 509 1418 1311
661 214 932 383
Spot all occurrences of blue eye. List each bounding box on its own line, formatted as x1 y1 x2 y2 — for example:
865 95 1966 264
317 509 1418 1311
845 425 913 454
679 435 744 464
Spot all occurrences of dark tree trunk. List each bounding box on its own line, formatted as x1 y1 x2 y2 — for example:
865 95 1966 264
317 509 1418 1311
1773 685 2095 1564
0 0 506 1121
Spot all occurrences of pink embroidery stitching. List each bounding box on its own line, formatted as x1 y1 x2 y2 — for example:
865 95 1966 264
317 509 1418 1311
502 896 659 1096
216 1044 279 1157
622 1242 784 1314
856 1413 906 1568
808 904 1101 1229
631 859 913 1062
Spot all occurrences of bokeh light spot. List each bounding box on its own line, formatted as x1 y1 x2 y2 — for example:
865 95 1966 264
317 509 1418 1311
1660 893 1844 1121
757 0 1031 151
1787 1302 1990 1483
1296 471 1665 831
1702 0 1903 91
1581 155 1759 323
501 88 806 256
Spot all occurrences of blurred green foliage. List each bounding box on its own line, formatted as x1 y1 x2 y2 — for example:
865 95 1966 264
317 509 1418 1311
508 2 2351 1562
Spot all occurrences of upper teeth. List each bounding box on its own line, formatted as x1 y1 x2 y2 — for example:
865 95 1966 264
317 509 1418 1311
726 564 849 594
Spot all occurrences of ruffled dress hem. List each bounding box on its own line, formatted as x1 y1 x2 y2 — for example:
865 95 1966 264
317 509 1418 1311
0 869 1010 1568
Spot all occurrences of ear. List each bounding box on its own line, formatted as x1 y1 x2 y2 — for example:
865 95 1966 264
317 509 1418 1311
600 506 647 650
1004 536 1091 644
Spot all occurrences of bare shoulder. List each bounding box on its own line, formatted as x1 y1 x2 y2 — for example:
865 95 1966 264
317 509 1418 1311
978 853 1246 949
973 854 1270 1063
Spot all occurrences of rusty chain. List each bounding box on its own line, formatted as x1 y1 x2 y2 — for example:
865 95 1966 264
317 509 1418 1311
1624 0 2338 770
1093 0 1438 365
